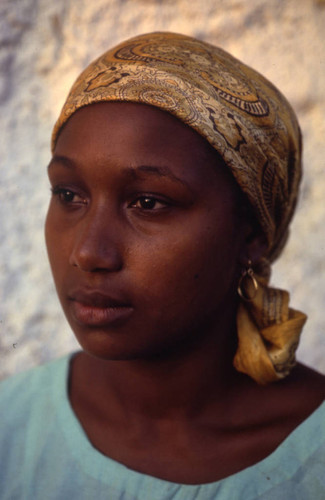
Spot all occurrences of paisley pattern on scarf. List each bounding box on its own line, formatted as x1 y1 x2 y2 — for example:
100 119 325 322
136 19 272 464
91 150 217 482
52 32 307 384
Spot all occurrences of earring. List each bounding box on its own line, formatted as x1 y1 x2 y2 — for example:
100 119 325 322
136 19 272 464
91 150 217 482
237 260 258 301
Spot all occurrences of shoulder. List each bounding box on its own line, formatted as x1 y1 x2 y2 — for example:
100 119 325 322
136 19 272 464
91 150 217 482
292 362 325 388
227 363 324 471
254 362 325 419
262 398 325 497
0 354 82 498
235 362 324 421
0 354 71 392
228 400 325 499
0 355 72 428
0 355 72 455
281 363 325 420
224 369 325 497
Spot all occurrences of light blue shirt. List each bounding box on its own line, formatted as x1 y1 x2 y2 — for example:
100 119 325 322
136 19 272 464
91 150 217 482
0 354 324 499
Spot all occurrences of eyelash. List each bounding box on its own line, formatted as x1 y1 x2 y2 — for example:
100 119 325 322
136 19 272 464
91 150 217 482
51 187 86 205
129 196 169 211
51 187 170 211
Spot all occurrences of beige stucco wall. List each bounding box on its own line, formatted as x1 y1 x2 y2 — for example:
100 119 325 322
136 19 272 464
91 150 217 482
1 0 324 380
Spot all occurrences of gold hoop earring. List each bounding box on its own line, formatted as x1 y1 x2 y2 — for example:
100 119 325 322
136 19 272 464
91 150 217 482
237 260 258 302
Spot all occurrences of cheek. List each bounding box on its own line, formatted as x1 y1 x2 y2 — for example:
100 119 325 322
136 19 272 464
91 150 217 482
133 219 242 320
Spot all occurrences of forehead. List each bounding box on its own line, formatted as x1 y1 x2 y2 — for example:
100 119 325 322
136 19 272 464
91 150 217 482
53 101 238 195
55 101 210 156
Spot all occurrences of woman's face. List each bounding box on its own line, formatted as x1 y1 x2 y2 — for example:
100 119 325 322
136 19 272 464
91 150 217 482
45 102 248 360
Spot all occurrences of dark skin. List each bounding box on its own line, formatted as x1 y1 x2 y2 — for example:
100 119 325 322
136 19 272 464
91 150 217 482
45 102 325 485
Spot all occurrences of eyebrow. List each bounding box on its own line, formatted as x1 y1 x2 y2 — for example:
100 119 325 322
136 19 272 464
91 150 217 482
48 155 191 189
123 165 190 188
47 155 76 170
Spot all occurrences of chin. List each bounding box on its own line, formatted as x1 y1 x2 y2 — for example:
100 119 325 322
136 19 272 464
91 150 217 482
73 332 152 362
73 328 188 363
74 336 136 361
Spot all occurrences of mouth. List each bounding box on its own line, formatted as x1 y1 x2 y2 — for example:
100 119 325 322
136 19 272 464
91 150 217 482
68 290 134 327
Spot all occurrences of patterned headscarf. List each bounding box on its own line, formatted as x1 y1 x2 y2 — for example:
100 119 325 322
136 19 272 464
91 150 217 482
52 32 307 384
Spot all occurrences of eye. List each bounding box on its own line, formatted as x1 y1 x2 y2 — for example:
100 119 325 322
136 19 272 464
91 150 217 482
129 196 168 210
51 187 86 205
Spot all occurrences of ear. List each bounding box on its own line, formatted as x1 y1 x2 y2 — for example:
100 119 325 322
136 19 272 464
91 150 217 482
239 222 268 267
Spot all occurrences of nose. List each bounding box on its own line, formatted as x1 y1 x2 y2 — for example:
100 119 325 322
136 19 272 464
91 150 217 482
69 205 123 273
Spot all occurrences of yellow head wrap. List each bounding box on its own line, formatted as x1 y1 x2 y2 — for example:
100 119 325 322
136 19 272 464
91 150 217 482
52 32 307 384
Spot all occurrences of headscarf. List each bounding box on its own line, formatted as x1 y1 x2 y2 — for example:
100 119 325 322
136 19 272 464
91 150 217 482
52 32 307 385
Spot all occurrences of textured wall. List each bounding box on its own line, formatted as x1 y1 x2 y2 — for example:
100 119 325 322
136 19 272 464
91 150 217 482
1 0 325 380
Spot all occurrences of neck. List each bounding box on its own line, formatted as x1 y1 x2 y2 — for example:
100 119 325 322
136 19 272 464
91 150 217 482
72 296 238 419
71 297 242 422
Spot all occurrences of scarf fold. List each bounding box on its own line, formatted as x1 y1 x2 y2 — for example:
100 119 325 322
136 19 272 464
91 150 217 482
234 259 307 384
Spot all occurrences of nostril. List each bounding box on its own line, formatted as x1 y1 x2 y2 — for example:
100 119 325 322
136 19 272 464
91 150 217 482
68 209 124 273
69 237 123 273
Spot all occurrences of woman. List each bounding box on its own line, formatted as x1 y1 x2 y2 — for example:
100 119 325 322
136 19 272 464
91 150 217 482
1 32 324 499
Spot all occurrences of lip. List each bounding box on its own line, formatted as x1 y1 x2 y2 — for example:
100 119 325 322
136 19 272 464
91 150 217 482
68 290 134 327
